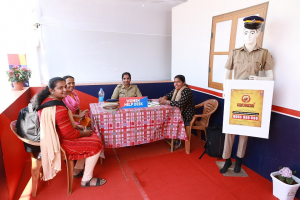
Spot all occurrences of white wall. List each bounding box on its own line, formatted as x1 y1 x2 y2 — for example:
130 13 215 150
36 0 184 84
0 0 40 88
172 0 300 111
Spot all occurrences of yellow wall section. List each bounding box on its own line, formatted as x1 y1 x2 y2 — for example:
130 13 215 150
18 54 27 65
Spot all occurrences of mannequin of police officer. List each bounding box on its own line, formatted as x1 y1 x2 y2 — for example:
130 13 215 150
220 16 274 174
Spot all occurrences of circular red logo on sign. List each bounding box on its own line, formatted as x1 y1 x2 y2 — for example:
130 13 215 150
241 95 251 103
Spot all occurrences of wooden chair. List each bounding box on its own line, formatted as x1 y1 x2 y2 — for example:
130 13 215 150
10 120 74 196
185 99 219 154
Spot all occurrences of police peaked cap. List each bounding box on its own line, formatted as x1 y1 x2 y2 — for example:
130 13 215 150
243 16 265 30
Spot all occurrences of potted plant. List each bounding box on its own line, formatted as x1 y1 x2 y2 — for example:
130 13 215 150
6 65 32 90
270 167 300 200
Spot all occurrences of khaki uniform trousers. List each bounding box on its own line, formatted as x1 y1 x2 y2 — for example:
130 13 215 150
222 134 248 159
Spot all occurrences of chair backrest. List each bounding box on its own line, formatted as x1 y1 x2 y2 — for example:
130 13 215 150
197 99 219 127
11 120 69 161
10 120 40 146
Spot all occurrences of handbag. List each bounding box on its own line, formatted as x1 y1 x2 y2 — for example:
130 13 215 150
258 50 268 77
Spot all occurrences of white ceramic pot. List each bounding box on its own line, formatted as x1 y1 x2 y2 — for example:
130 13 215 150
270 171 300 200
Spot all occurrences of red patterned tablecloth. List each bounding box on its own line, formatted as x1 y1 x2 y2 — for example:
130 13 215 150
89 100 187 148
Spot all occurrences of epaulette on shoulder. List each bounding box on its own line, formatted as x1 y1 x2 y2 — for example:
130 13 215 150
233 46 243 51
117 84 122 88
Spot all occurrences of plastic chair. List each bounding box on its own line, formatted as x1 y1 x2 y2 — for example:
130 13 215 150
185 99 219 154
10 120 74 196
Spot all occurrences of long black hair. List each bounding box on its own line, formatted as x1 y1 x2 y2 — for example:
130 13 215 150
31 77 65 110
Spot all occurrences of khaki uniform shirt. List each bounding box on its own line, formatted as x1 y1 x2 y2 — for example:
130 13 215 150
111 84 142 99
225 45 274 80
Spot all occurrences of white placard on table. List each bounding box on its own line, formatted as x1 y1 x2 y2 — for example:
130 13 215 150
223 80 274 139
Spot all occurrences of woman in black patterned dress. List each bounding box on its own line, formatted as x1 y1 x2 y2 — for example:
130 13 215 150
159 75 195 150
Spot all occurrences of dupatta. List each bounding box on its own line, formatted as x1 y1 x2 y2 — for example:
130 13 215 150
171 85 187 111
40 106 61 181
171 85 187 101
63 90 80 114
40 101 76 181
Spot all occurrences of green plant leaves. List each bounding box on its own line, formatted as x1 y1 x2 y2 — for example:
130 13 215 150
278 175 285 181
6 66 31 83
279 166 283 170
293 171 297 175
286 177 294 185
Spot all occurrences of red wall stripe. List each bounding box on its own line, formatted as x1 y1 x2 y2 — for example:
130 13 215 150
189 85 222 97
189 85 300 118
271 105 300 118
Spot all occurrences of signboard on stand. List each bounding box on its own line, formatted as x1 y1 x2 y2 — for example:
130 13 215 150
119 97 148 109
223 80 274 139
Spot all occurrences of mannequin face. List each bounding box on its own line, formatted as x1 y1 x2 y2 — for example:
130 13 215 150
244 28 260 45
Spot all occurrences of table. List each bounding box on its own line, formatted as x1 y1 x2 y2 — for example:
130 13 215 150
89 100 187 148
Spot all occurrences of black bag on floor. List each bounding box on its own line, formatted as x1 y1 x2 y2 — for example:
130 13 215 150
199 124 225 159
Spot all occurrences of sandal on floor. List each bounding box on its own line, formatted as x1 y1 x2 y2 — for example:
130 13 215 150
168 143 183 151
81 178 106 187
73 169 84 178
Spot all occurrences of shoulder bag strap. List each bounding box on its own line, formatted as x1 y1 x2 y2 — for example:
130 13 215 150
36 100 68 111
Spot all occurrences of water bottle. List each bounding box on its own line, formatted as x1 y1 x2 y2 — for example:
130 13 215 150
98 88 105 105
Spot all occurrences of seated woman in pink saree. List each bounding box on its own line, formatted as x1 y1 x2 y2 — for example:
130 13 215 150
62 75 91 127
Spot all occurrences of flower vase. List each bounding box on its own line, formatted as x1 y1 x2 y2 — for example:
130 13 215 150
13 82 24 90
270 171 300 200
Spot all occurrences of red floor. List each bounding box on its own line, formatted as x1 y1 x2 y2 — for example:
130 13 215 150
14 135 278 200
